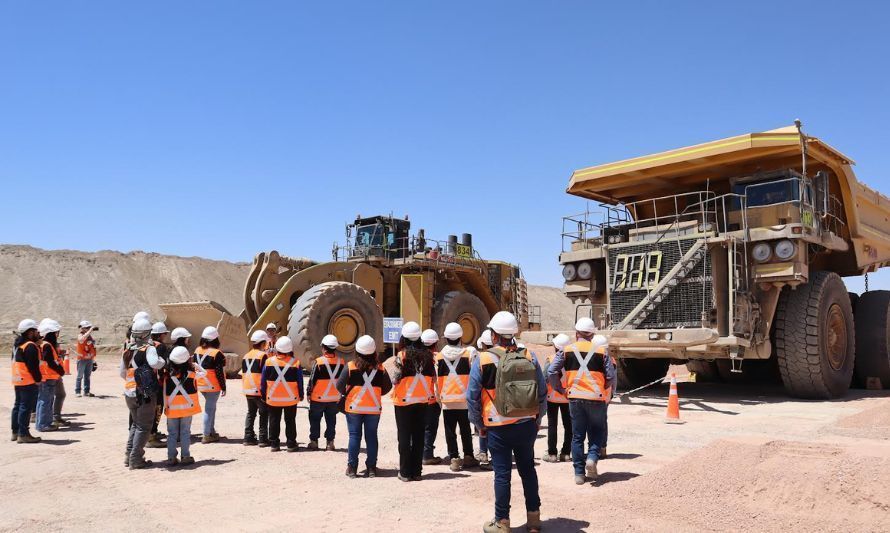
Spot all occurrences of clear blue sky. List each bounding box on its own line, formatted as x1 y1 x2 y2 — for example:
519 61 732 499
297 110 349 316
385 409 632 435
1 1 888 291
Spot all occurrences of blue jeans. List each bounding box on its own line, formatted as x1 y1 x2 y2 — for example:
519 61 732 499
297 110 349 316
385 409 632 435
36 379 57 430
308 401 338 442
487 420 541 521
569 399 607 475
75 359 93 394
201 391 220 436
167 416 193 459
12 384 39 436
346 413 380 469
476 425 488 454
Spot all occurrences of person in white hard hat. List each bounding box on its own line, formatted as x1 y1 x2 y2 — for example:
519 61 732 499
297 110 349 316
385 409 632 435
12 319 43 443
548 317 615 485
420 328 445 466
436 322 480 472
467 311 546 533
120 317 166 469
75 320 98 397
542 333 572 463
162 346 201 467
260 336 304 452
336 334 392 478
390 321 436 481
35 319 65 432
170 327 191 348
265 323 279 354
124 311 151 348
593 333 613 458
306 334 345 451
241 330 271 446
194 326 227 443
146 321 171 448
473 328 494 468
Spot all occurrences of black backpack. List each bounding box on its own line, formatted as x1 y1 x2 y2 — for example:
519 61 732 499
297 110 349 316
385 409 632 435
133 362 160 404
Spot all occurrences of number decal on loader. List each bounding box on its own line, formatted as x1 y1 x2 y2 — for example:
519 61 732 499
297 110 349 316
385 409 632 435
612 251 663 291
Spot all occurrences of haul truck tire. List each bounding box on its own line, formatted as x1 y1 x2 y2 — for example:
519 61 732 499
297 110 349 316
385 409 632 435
289 281 383 367
853 290 890 389
775 271 855 399
616 358 670 390
431 291 490 348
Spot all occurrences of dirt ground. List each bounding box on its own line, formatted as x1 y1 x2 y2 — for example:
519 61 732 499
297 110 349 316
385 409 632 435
3 348 889 533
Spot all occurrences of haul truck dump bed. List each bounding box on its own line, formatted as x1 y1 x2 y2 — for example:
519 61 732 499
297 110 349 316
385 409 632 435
559 124 890 398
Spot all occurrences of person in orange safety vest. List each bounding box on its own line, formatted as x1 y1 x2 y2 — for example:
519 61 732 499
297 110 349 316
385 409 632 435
260 336 304 452
241 330 270 446
390 321 435 482
306 334 346 451
435 322 480 472
75 320 98 397
542 333 572 463
162 346 201 467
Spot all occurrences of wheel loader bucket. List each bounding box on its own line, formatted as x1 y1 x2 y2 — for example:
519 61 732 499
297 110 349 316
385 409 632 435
159 301 249 376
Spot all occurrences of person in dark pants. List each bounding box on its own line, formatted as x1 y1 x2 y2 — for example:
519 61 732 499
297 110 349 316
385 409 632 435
390 321 435 481
121 318 167 469
147 322 170 448
306 334 345 451
542 333 572 463
260 336 303 452
467 312 547 533
420 329 443 465
11 319 43 443
436 322 479 471
241 330 270 446
36 319 65 432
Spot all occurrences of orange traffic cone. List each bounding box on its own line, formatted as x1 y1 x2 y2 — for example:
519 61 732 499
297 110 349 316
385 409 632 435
665 373 683 424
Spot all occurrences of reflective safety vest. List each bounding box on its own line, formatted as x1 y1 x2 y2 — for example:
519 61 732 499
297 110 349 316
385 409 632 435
61 351 70 375
435 348 472 405
39 341 63 381
11 341 38 387
241 348 266 396
164 371 201 418
194 347 222 393
263 355 302 407
478 348 536 427
310 354 344 403
122 345 148 392
546 353 569 404
392 350 435 407
563 340 607 401
76 337 97 361
344 361 386 415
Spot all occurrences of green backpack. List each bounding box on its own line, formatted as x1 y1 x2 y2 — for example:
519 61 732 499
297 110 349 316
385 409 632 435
489 347 539 418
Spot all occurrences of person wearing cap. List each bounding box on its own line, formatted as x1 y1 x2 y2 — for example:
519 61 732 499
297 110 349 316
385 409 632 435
542 333 572 463
194 326 227 443
75 320 98 397
474 329 493 468
336 335 392 478
548 317 615 485
306 334 345 451
260 336 304 452
36 319 65 432
147 321 170 449
11 319 43 443
436 322 480 472
390 321 436 481
467 311 547 533
241 330 271 446
120 317 166 469
420 328 444 466
162 346 201 467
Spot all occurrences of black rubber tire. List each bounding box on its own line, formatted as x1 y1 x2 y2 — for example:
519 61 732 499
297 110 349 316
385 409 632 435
616 358 670 390
289 281 383 367
853 290 890 388
775 271 855 399
849 292 860 314
686 360 721 382
431 291 490 348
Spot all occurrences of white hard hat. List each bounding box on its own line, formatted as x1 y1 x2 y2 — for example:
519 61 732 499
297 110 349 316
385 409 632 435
443 322 463 341
592 334 608 350
38 319 61 336
488 311 519 335
321 334 339 349
201 326 219 341
552 333 571 350
355 335 376 355
575 317 597 334
79 320 93 329
250 330 270 344
275 336 294 354
133 311 150 323
401 321 422 341
169 346 191 365
265 322 278 331
18 319 39 333
151 322 168 335
421 329 439 346
170 327 191 342
132 318 152 333
477 329 493 349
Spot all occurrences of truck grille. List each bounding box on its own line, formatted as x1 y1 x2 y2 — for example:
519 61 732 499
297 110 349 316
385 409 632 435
608 237 712 328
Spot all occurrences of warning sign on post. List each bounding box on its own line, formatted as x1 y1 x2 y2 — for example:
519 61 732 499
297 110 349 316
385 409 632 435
383 317 404 344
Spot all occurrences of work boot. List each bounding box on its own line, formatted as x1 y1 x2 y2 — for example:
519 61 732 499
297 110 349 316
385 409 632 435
37 425 57 432
462 454 479 468
558 452 572 462
479 461 493 471
54 418 71 427
397 474 411 482
600 447 608 459
17 433 41 444
180 456 195 466
270 443 281 452
155 432 167 440
76 392 83 398
202 434 219 444
346 465 357 479
124 455 130 467
286 441 299 452
50 421 61 430
244 436 258 446
411 475 422 482
85 392 95 397
130 459 153 470
422 456 443 466
210 432 220 439
482 518 510 533
166 457 179 467
527 511 542 533
258 440 270 448
367 466 378 478
325 440 336 451
574 474 586 485
450 458 462 472
585 459 598 479
307 440 319 451
474 452 488 463
30 413 36 424
542 453 559 463
147 434 166 448
11 432 17 442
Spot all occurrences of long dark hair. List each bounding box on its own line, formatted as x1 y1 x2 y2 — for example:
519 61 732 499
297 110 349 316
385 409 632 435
43 331 59 348
355 352 378 373
199 338 220 349
169 361 191 381
399 337 433 375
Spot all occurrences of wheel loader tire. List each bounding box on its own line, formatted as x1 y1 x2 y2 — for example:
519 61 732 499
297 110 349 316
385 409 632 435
616 358 670 390
775 271 855 399
848 292 860 314
686 360 720 382
289 281 382 367
431 291 490 348
853 290 890 389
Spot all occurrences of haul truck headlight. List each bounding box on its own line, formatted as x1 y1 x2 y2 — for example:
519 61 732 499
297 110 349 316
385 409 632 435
752 243 772 263
774 239 796 260
562 263 577 281
577 261 593 280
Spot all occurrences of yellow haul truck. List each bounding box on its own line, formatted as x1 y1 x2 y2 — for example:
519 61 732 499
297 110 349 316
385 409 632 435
162 215 530 374
559 123 890 398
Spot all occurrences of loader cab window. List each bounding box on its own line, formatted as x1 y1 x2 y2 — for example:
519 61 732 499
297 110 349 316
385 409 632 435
355 224 385 256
